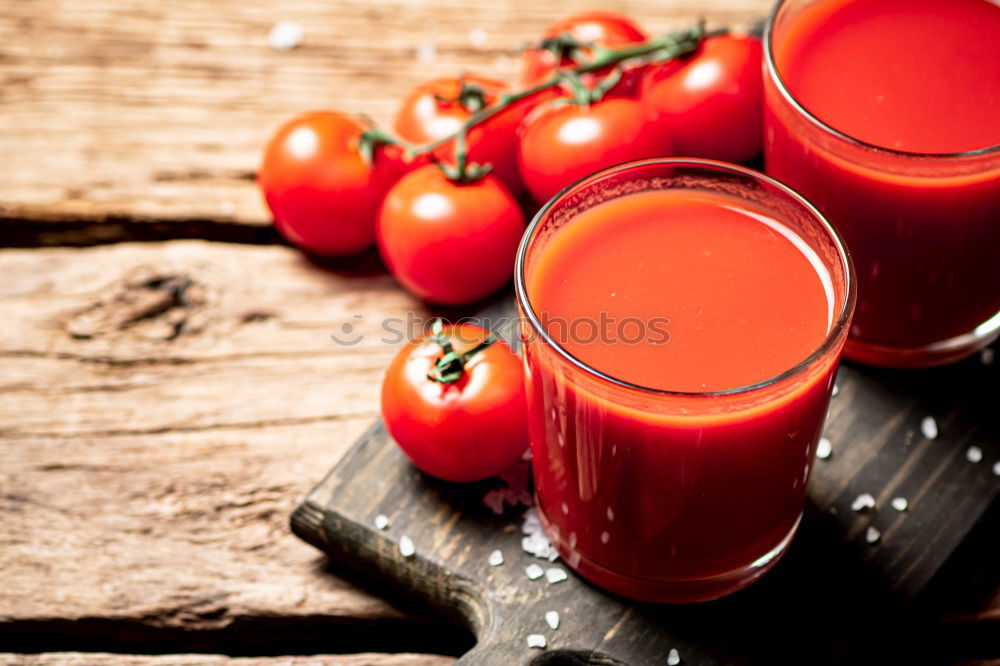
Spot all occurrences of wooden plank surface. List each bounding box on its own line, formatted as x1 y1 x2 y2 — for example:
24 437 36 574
292 328 999 664
0 241 471 658
0 0 770 244
3 655 454 666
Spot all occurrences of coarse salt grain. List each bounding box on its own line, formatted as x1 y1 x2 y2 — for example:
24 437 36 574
374 514 389 530
921 416 939 440
667 648 681 665
468 28 488 47
851 493 876 512
993 460 1000 476
545 567 568 584
981 347 995 365
488 549 504 567
890 497 908 512
816 438 832 460
527 634 547 649
521 509 542 534
526 564 544 580
399 535 415 558
832 384 839 396
416 43 437 63
865 526 881 544
522 533 558 561
268 21 304 51
966 446 983 463
545 610 560 630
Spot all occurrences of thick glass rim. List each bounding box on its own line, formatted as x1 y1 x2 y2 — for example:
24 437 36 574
514 158 857 399
763 0 1000 161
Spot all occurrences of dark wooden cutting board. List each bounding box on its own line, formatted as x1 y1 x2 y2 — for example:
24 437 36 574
292 298 998 664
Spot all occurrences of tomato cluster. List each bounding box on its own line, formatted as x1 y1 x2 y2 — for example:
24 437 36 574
258 12 763 308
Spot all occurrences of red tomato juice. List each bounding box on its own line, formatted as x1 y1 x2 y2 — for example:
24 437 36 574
520 186 846 600
765 0 1000 365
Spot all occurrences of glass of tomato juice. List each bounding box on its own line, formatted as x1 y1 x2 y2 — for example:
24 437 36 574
764 0 1000 367
515 159 855 602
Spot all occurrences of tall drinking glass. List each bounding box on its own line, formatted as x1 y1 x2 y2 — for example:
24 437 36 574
516 160 855 602
763 0 1000 367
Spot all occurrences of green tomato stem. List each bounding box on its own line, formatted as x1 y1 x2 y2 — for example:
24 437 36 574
411 22 723 181
426 319 499 385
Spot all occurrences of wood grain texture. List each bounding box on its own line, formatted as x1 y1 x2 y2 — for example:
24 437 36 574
0 0 770 244
293 328 1000 664
3 654 454 666
0 241 474 655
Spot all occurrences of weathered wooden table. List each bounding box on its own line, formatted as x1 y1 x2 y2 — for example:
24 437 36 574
0 1 996 665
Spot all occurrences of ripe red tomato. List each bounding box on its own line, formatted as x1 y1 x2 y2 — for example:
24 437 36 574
520 11 648 95
642 35 764 163
393 76 557 195
381 321 528 482
377 165 526 306
259 111 410 256
518 98 672 204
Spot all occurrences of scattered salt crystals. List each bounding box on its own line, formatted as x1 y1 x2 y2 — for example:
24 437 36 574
981 347 995 365
522 510 542 534
521 448 533 461
522 532 558 561
416 43 437 63
667 648 681 665
268 21 304 51
993 460 1000 476
521 508 559 561
816 438 833 460
865 526 881 544
545 610 560 630
851 493 876 513
966 446 983 463
832 384 840 396
527 634 547 649
399 535 415 558
600 531 610 544
468 28 488 47
545 567 569 584
526 564 544 580
891 497 908 512
374 514 389 530
488 549 504 567
921 416 939 440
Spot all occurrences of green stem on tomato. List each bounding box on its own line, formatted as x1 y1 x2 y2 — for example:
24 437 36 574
413 23 718 154
426 318 498 385
356 114 410 165
412 22 721 182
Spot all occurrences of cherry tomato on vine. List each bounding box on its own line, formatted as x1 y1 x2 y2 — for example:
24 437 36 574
642 35 764 163
518 98 672 204
259 111 411 256
393 76 557 195
377 164 526 306
381 320 528 482
520 11 648 96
